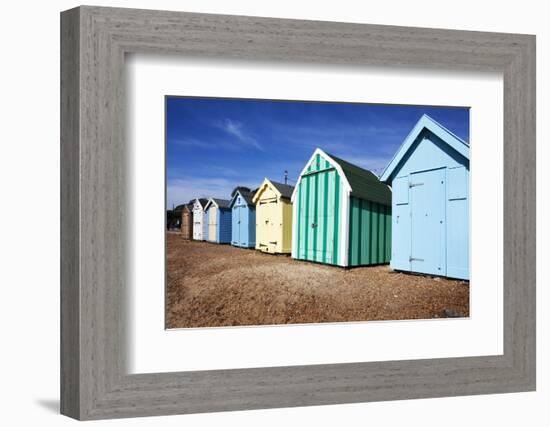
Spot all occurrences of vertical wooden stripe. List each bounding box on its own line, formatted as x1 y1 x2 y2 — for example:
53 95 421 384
333 172 340 264
304 176 310 260
366 201 372 263
312 171 318 261
360 201 368 265
298 180 302 258
326 170 334 264
357 199 362 265
386 207 392 262
348 198 354 266
322 171 328 264
372 203 380 264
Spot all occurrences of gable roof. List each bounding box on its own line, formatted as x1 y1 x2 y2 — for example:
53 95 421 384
252 178 295 203
327 153 391 206
193 198 208 209
271 180 295 199
204 198 231 211
292 148 391 206
380 114 470 182
229 187 256 208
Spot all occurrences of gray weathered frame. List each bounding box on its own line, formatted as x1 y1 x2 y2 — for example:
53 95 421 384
60 5 536 420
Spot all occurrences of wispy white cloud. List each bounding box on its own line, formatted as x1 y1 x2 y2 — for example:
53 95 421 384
172 137 241 151
217 119 263 150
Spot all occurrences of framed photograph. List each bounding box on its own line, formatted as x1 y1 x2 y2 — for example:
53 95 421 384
61 6 536 420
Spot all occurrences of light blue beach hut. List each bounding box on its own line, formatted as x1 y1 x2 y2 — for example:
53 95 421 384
204 198 232 244
380 115 470 280
229 187 256 248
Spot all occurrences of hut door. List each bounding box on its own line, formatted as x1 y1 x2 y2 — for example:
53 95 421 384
265 199 277 251
208 207 217 242
258 197 277 251
238 206 247 245
232 207 240 245
193 210 202 240
410 168 446 276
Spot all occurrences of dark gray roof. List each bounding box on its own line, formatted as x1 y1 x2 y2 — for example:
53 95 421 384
195 198 208 208
270 180 295 199
231 186 251 198
211 198 231 209
240 189 256 205
230 188 256 207
327 152 392 206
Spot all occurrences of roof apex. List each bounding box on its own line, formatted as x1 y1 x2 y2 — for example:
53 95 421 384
380 114 469 182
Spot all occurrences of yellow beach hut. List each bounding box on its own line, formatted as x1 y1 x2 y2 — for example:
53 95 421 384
252 178 294 254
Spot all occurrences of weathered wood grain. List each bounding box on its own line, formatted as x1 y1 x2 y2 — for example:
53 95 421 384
60 6 536 420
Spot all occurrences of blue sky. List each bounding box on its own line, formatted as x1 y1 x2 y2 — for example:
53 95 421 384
166 97 469 209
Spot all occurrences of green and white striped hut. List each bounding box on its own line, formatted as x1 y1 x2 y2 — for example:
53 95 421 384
291 148 392 267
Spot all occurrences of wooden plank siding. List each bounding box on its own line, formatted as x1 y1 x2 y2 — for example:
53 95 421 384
348 197 392 266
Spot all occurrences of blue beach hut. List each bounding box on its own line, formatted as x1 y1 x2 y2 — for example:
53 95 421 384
380 115 470 280
229 187 256 248
204 198 232 244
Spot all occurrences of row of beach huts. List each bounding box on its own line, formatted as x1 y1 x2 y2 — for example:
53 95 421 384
171 115 470 280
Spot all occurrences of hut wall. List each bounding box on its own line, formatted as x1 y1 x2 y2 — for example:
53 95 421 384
181 209 193 240
348 197 392 266
388 131 469 279
231 194 256 248
202 210 209 241
217 209 232 244
255 182 293 254
207 205 218 242
192 205 204 240
293 154 346 266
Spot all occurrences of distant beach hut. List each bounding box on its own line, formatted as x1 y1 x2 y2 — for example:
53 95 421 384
292 148 392 267
180 202 194 240
380 114 470 280
167 205 184 230
229 187 256 248
252 178 294 254
192 198 208 240
204 198 232 244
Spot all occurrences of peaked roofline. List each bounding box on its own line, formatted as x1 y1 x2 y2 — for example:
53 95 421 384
291 148 352 202
252 178 275 204
380 114 470 182
193 198 208 209
228 188 255 208
252 178 294 203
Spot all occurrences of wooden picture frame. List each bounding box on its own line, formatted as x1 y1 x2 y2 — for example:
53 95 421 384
60 6 536 420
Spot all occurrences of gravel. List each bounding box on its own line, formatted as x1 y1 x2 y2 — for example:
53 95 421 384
166 234 470 328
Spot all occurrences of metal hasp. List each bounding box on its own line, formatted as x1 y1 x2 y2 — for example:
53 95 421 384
380 114 470 280
291 148 392 267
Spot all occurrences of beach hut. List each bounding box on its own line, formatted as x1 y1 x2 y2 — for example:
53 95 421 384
229 187 256 248
180 202 194 240
380 114 470 280
252 178 294 254
291 148 392 267
192 198 208 240
166 205 182 230
204 198 232 244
